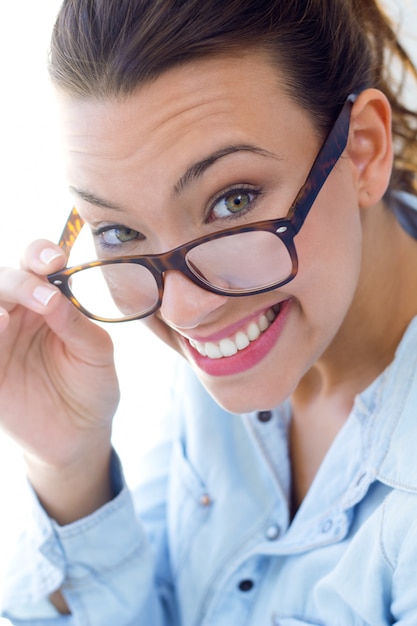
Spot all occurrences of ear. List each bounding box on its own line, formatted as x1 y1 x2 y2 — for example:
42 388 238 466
347 88 393 208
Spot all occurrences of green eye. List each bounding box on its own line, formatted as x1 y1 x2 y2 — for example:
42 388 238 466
212 190 253 219
225 192 250 213
95 225 142 247
113 227 138 242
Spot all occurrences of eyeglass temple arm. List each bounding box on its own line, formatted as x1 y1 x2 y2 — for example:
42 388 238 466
290 93 358 234
58 207 85 256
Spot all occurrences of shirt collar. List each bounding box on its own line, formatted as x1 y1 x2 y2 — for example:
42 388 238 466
356 316 417 492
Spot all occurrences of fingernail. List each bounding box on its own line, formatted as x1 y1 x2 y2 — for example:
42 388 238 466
40 248 64 266
33 285 58 307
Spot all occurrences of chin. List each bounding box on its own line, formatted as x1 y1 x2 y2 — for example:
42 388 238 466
192 367 292 415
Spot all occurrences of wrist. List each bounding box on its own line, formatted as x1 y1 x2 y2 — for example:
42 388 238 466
25 436 114 525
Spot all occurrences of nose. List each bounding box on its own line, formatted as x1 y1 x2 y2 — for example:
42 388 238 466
159 270 228 330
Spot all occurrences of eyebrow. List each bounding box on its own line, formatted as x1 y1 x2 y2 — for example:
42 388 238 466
69 143 279 211
173 144 278 197
69 186 126 212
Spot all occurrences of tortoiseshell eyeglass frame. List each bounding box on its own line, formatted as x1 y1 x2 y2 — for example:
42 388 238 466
48 93 358 323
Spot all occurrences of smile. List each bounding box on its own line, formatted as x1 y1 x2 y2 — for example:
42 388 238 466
188 306 279 359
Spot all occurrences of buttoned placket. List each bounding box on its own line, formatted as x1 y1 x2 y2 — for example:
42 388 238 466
242 401 374 557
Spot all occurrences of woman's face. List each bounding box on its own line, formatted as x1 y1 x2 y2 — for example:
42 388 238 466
59 52 364 413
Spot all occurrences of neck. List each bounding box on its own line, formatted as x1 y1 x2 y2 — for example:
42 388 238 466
289 201 417 510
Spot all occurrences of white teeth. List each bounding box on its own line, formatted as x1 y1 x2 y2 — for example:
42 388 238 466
219 338 238 357
189 306 279 360
195 342 207 357
205 342 223 359
235 331 250 351
247 322 261 341
258 314 269 332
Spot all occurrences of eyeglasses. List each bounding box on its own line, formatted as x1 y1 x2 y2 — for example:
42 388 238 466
48 93 357 323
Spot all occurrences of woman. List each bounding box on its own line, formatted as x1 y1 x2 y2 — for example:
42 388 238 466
1 0 417 623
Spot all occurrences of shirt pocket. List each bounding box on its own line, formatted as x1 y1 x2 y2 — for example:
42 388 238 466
168 438 212 575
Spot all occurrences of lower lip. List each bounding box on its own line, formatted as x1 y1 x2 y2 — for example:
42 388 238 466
182 298 292 377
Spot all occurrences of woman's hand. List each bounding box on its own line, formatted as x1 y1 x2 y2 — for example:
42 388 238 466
0 239 121 523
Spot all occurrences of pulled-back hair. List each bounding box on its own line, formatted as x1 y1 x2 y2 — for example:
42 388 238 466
49 0 417 195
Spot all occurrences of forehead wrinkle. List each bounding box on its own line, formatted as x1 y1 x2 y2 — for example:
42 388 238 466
70 99 232 167
136 85 221 134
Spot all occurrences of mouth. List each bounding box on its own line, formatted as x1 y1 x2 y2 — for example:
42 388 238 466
182 299 292 377
188 304 280 359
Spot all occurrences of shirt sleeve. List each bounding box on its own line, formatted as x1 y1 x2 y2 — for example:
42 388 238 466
1 448 178 626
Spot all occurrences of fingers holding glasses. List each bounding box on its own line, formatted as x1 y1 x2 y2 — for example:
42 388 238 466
0 267 59 316
0 239 115 363
0 240 67 323
20 239 67 275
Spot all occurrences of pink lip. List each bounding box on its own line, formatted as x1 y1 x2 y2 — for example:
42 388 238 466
181 298 292 377
183 305 279 344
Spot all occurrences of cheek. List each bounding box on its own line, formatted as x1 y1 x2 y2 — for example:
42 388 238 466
142 315 187 356
293 185 363 331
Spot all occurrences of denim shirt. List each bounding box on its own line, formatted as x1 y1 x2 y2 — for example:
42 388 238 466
2 313 417 626
2 189 417 626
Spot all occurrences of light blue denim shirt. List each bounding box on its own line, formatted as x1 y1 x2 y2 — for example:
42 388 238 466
3 313 417 625
2 190 417 626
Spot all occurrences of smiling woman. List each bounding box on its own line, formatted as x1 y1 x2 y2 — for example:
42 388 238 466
0 1 417 625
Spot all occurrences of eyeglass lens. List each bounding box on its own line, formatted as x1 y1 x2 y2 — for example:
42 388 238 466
67 229 293 321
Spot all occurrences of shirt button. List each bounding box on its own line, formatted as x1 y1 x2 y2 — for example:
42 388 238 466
321 518 333 533
238 579 254 592
257 410 272 423
265 524 281 540
199 494 211 507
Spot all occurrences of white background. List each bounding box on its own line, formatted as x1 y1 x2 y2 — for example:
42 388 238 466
0 1 415 622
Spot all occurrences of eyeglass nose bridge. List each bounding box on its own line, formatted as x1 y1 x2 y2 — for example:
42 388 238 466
142 243 218 299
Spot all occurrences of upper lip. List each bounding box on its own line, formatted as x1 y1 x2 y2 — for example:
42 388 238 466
173 300 285 344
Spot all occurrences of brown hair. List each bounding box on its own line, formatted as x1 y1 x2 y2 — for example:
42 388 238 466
49 0 417 195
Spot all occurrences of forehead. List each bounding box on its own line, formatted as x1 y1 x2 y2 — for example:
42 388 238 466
57 52 316 199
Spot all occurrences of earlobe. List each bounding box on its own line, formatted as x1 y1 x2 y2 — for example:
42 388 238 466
347 88 393 208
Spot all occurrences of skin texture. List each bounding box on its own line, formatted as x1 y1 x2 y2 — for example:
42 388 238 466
1 54 417 612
